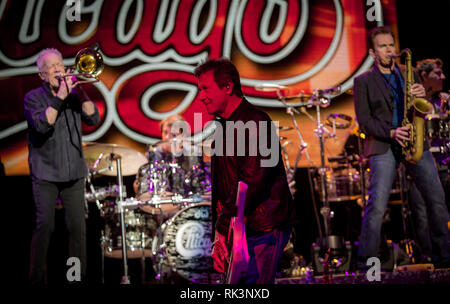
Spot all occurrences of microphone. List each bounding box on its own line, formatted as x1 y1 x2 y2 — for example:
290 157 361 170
254 83 288 92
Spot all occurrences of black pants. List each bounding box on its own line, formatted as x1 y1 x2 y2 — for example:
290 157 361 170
29 176 86 284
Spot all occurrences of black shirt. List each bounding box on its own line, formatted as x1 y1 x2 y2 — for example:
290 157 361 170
211 98 297 237
24 82 100 182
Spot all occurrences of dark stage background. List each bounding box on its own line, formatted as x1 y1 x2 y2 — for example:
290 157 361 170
2 0 450 285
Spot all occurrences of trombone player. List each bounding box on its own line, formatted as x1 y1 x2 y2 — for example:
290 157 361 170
25 48 100 284
353 26 449 271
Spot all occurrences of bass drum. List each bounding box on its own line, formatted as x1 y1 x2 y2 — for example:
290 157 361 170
152 203 221 283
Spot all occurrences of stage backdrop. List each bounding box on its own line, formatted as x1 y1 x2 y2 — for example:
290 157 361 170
0 0 398 175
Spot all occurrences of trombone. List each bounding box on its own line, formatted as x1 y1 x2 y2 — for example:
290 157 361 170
57 46 104 84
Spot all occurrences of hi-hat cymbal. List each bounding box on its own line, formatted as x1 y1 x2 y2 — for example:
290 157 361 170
83 142 148 176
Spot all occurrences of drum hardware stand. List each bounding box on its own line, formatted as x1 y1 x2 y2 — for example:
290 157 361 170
321 248 333 284
302 87 353 275
304 88 340 237
152 227 167 283
298 104 336 238
110 153 131 284
169 160 184 195
140 231 147 284
276 87 312 186
356 129 368 208
254 84 312 188
86 152 107 213
397 163 418 264
100 230 107 284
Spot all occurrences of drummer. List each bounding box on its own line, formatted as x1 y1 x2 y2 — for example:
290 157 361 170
151 114 205 171
133 115 210 216
417 58 448 114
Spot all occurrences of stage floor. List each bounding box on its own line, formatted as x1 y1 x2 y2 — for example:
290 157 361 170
276 267 450 284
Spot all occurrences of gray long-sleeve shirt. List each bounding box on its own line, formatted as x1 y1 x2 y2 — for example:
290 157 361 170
24 82 100 182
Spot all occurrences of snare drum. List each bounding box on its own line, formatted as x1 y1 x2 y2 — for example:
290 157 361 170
152 203 220 283
314 168 362 202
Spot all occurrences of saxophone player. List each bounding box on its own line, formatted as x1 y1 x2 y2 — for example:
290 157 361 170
353 26 449 271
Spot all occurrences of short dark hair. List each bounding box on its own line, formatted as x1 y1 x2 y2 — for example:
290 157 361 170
194 58 243 97
367 26 395 51
416 58 443 81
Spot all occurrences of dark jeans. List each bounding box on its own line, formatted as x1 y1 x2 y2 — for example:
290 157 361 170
357 149 449 267
29 176 87 284
239 225 291 284
410 167 450 261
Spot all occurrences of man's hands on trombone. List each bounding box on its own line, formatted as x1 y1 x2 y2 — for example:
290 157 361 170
56 67 78 100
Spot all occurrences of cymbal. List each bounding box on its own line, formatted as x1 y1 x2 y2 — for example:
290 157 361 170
147 137 183 148
278 126 293 132
83 142 148 176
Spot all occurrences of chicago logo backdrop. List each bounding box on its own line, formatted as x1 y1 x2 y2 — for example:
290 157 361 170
0 0 398 175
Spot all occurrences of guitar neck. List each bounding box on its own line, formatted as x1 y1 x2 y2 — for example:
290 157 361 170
225 181 249 284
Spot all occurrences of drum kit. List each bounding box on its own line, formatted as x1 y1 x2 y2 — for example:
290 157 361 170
258 83 362 275
258 84 361 232
425 99 449 165
83 141 215 284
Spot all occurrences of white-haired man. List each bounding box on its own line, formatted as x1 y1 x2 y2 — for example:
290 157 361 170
24 48 100 284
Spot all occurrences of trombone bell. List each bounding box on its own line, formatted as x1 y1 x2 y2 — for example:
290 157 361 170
75 47 104 79
58 47 104 84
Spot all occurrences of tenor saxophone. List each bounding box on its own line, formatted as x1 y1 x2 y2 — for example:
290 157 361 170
399 49 434 163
